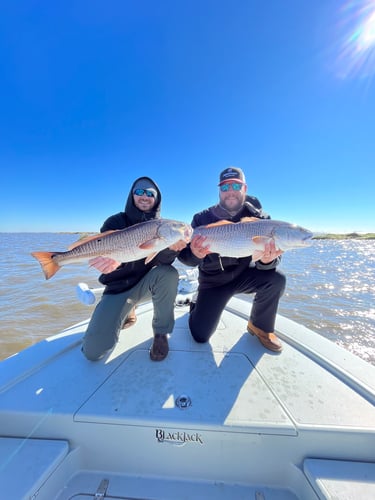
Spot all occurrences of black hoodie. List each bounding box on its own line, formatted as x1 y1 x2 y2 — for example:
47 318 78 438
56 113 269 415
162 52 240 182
98 177 179 294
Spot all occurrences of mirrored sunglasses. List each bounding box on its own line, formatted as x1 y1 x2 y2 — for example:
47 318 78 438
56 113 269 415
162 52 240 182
220 182 243 192
133 188 155 198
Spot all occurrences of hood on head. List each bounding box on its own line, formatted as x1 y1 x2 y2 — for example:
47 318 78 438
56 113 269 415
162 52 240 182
133 178 158 200
124 176 162 225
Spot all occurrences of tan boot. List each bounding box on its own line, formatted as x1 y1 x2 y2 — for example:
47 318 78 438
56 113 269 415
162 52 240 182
150 334 169 361
247 320 282 352
122 307 137 329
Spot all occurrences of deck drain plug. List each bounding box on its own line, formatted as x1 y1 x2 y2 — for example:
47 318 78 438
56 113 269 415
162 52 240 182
175 394 192 409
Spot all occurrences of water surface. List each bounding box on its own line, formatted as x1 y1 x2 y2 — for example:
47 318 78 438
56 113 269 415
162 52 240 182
0 234 374 365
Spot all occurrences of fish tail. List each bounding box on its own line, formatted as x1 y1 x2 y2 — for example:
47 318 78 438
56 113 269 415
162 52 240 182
31 251 61 280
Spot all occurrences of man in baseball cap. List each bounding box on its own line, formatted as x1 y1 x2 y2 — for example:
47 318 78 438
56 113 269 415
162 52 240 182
178 165 285 353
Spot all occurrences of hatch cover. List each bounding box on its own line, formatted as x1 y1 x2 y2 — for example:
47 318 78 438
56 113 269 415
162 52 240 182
75 350 295 435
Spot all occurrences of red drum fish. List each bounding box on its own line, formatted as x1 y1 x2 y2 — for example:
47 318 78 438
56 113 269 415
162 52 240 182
32 219 192 280
193 217 313 261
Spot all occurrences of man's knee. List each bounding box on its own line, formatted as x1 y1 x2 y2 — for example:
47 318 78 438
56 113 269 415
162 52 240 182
189 315 211 343
191 331 209 343
274 270 287 294
82 329 114 361
81 343 108 362
151 265 179 290
157 264 179 281
150 264 178 281
266 269 286 294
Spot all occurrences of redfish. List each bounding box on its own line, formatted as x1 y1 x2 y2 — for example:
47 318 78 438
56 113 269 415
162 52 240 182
193 217 313 261
32 219 192 280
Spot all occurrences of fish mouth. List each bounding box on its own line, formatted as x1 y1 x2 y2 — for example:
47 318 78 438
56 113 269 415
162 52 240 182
302 232 314 245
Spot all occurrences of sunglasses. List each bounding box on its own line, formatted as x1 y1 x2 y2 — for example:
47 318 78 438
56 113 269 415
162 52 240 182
220 182 243 192
133 188 155 198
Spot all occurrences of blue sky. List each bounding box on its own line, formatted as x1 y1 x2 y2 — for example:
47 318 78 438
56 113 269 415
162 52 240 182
1 0 375 234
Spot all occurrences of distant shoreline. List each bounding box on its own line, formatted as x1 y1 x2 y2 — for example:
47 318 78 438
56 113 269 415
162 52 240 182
313 233 375 240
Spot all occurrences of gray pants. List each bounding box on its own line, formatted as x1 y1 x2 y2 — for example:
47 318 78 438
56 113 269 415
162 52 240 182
82 265 179 361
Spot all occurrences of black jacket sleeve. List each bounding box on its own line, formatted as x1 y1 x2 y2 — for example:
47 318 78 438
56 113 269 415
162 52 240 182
152 247 179 266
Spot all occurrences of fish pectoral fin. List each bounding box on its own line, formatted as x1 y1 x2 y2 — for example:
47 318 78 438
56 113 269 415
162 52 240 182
251 236 270 262
252 236 270 245
145 252 158 264
251 236 276 262
139 237 160 250
240 217 260 223
68 230 119 250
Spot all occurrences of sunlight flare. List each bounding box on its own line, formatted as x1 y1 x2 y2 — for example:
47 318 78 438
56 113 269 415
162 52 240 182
335 0 375 80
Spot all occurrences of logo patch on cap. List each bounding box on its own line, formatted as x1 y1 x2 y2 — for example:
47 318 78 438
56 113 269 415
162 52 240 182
218 167 245 185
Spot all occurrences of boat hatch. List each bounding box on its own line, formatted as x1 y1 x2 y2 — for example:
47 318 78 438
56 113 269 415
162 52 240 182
0 437 68 500
304 458 375 499
74 350 296 435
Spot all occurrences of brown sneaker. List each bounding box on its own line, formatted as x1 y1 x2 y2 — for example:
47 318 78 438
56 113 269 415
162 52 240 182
122 307 137 329
247 321 283 352
150 334 169 361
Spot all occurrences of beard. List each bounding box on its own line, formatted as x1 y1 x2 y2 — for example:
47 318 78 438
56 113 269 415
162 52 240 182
220 196 244 214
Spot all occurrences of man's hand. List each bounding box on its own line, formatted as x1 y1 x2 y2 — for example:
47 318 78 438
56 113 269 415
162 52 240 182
169 239 188 252
89 256 120 273
259 241 283 264
190 235 211 259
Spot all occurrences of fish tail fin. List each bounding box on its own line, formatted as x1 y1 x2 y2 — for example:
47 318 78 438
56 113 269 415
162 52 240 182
31 251 60 280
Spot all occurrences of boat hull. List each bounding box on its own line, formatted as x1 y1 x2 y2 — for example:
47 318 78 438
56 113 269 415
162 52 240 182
0 297 374 499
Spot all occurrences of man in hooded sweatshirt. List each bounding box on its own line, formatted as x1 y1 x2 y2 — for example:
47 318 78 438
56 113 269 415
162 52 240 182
82 176 187 362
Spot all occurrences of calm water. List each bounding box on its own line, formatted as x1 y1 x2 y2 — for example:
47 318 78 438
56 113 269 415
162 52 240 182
0 233 374 365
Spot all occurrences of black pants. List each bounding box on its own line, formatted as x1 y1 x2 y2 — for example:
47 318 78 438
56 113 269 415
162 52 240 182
189 267 286 343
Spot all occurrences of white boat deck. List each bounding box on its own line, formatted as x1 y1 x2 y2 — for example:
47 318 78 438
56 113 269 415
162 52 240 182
0 297 374 499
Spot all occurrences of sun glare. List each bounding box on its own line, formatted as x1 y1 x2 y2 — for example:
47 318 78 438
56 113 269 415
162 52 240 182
360 10 375 48
334 0 375 81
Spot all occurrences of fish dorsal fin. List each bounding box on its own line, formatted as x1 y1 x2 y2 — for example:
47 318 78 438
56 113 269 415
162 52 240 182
203 217 259 229
68 230 119 250
240 217 259 223
204 220 234 228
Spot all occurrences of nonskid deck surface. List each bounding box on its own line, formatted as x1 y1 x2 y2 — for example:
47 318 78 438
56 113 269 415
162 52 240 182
73 304 375 433
1 299 374 433
0 298 374 499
